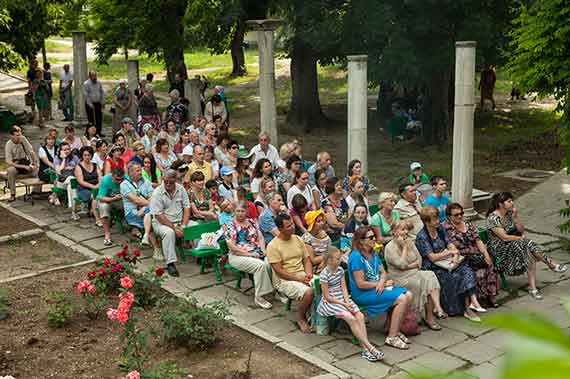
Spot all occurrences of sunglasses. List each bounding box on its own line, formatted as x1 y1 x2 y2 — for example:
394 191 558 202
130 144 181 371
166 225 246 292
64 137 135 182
451 211 464 217
230 145 239 149
364 234 376 241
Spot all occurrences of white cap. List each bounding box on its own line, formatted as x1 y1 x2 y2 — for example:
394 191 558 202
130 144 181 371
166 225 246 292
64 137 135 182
118 78 127 84
182 144 194 156
410 162 422 171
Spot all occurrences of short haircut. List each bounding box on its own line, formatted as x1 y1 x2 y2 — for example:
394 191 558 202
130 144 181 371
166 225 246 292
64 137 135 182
236 186 247 197
446 202 463 217
205 179 218 189
190 171 205 182
419 206 438 223
314 168 327 183
291 193 308 211
112 132 125 144
155 138 169 151
64 125 75 133
264 191 281 203
325 177 339 195
127 160 142 171
164 169 178 179
275 213 292 229
132 141 144 151
235 201 248 211
111 168 125 177
96 139 108 150
78 146 94 158
430 175 445 186
323 246 341 265
10 126 21 135
286 154 302 169
399 182 413 195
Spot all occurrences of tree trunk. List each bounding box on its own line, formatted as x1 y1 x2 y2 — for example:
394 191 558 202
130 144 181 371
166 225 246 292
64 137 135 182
287 38 326 132
41 39 47 65
230 22 247 77
161 0 188 84
422 70 449 145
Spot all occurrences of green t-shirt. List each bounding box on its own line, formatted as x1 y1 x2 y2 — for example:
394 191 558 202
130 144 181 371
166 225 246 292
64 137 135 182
141 168 162 184
96 174 122 200
409 173 429 185
370 210 400 237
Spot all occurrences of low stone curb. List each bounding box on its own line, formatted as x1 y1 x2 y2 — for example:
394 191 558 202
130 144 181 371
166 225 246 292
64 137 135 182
0 258 96 284
0 202 48 229
0 228 43 243
276 342 352 379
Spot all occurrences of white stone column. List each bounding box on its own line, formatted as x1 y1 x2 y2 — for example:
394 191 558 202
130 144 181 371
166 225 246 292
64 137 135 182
451 41 477 218
347 55 368 175
246 19 281 145
185 78 203 118
72 31 88 124
127 59 139 93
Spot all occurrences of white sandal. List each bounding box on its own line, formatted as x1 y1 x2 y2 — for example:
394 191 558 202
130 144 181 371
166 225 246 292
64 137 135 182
385 336 409 350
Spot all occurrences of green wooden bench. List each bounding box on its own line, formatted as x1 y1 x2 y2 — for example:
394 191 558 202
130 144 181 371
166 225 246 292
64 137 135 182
182 221 227 281
369 204 379 217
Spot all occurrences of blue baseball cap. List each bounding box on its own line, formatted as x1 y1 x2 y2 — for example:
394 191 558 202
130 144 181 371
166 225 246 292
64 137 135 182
220 166 234 176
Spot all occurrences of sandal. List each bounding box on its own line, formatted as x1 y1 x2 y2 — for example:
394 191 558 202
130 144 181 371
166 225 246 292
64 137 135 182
131 229 143 239
368 348 385 361
398 333 411 344
433 309 448 319
385 336 409 350
423 319 442 331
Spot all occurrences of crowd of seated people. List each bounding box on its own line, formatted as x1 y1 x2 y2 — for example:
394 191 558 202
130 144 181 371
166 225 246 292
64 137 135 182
5 76 569 363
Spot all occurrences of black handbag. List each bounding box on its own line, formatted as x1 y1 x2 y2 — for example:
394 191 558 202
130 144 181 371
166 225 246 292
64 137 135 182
15 158 31 174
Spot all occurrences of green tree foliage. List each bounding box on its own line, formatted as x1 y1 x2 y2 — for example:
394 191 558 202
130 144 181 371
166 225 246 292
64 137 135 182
506 1 570 232
344 0 511 144
88 0 189 82
0 0 65 68
186 0 271 77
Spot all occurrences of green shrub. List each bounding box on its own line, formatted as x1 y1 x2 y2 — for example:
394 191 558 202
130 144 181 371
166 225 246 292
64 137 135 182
159 296 231 349
0 288 9 320
142 363 185 379
46 291 73 328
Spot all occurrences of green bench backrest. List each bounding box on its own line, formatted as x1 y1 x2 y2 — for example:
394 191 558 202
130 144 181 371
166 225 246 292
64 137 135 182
478 227 489 244
369 204 379 216
183 220 221 241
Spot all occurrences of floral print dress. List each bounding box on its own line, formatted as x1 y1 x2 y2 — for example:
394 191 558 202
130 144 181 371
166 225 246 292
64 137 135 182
443 221 498 300
486 211 552 276
225 219 262 256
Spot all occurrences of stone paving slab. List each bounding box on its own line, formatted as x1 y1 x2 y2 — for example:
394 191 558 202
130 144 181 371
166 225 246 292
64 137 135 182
334 355 392 379
381 342 434 366
322 339 363 361
475 330 513 350
282 330 335 350
412 329 468 350
82 236 120 250
308 347 337 364
464 362 501 379
441 316 494 337
445 339 503 365
397 351 468 374
233 308 279 325
255 317 298 337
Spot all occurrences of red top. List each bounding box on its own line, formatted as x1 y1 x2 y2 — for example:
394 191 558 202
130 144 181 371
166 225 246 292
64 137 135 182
104 157 125 175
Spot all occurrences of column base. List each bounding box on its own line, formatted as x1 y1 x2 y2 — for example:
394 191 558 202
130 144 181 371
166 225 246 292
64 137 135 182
72 119 88 128
463 206 478 221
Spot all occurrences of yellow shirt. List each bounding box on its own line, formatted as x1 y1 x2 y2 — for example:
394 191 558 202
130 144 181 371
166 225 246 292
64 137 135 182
266 235 308 278
184 161 213 183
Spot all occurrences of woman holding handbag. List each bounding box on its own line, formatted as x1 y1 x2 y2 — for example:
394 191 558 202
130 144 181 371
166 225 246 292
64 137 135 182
385 220 444 330
443 203 499 308
415 206 479 321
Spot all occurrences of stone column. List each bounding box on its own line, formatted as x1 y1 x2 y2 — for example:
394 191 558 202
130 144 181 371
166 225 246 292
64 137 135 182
451 41 477 218
185 78 203 118
347 55 368 174
72 31 88 124
246 19 281 145
127 59 139 93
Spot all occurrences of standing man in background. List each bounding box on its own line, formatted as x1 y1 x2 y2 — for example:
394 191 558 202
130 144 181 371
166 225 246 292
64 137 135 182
84 71 105 136
59 64 74 121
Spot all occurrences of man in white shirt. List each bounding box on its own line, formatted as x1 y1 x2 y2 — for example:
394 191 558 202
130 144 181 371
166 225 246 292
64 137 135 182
83 71 105 136
59 64 73 121
249 132 280 170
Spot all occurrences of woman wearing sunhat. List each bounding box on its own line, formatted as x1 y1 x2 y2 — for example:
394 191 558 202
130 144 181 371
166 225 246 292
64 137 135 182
103 143 125 175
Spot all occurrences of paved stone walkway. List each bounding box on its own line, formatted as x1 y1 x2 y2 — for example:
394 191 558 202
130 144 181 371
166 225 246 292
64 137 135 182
4 195 570 379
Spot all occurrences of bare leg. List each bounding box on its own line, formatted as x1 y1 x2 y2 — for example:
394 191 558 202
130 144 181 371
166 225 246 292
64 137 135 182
388 292 411 337
428 288 444 314
296 288 314 333
92 199 102 225
527 256 537 290
470 294 484 309
342 312 375 352
101 217 111 240
425 297 436 325
144 213 152 238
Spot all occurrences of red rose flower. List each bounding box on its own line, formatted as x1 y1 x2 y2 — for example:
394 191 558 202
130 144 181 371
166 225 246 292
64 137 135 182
111 260 119 266
103 257 111 267
132 249 141 257
87 271 97 280
117 252 126 258
98 268 107 277
155 267 165 277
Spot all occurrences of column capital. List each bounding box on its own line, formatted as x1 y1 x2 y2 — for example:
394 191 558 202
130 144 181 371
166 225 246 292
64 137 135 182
455 41 477 48
347 55 368 62
246 19 282 31
71 30 87 35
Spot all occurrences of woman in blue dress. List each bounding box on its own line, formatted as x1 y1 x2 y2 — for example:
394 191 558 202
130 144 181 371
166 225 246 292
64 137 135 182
415 206 479 321
348 226 413 350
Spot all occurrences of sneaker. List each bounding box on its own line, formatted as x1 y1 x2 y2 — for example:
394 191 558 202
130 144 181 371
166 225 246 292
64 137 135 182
361 350 379 362
103 239 113 246
166 263 179 277
552 264 567 273
53 197 61 206
463 311 482 322
153 248 164 261
254 296 273 309
78 203 89 215
529 289 543 300
71 213 81 221
141 233 150 246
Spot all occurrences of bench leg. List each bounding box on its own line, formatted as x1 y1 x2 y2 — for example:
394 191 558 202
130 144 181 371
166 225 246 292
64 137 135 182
500 273 509 290
213 256 222 282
